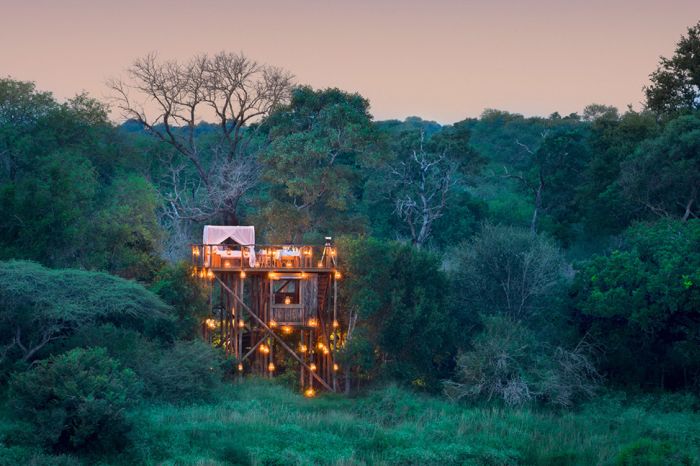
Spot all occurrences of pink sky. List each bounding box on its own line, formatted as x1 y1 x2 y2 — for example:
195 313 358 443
1 0 698 123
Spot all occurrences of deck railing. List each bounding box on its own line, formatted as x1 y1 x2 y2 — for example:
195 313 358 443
191 243 337 271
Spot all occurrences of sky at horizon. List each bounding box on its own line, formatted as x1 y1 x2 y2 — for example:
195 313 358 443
1 0 698 124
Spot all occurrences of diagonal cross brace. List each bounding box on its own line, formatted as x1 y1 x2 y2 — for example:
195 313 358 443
216 276 334 392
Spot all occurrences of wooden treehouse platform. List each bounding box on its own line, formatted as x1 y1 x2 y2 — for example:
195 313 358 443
191 237 343 396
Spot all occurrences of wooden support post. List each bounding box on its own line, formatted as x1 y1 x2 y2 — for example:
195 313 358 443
216 276 334 392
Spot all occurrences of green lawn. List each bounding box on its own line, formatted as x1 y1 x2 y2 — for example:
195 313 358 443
124 380 699 465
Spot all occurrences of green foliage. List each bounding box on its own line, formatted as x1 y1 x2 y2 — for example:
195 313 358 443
0 260 171 372
570 219 700 389
149 261 209 339
139 340 224 402
258 87 381 241
618 114 700 221
450 223 567 320
337 237 453 389
8 348 142 453
0 78 162 278
645 20 700 117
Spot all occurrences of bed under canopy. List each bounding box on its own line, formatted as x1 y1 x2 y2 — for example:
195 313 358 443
203 225 256 267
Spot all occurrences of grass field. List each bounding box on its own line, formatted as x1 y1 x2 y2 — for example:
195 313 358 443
123 380 699 465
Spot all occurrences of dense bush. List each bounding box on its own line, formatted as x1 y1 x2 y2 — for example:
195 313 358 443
0 260 171 375
140 340 224 402
571 219 700 389
8 348 142 453
337 237 454 390
445 315 600 407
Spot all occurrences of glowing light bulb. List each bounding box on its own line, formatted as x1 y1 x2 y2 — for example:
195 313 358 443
237 363 244 372
304 388 316 398
238 320 245 328
333 363 339 372
240 271 246 279
284 296 292 305
332 320 339 328
268 362 275 372
334 271 342 280
269 320 278 328
309 363 317 372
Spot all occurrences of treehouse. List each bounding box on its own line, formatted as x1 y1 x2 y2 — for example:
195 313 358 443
191 226 342 396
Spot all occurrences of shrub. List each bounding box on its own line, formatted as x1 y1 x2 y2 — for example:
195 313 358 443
141 340 224 402
8 347 142 453
444 315 600 407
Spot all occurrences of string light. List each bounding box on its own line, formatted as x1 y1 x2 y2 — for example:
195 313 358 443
207 269 215 280
281 325 293 335
240 271 246 279
238 320 245 328
304 388 316 398
284 296 292 305
237 363 244 372
309 363 317 372
334 271 342 280
299 344 308 353
259 344 270 354
269 320 278 328
333 363 339 372
268 362 275 372
332 320 339 328
205 318 217 329
307 318 318 327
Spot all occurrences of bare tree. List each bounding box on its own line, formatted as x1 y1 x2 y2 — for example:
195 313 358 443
109 52 294 225
390 132 457 247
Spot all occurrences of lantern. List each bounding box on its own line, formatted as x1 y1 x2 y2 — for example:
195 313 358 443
299 344 308 353
332 319 339 328
237 363 244 372
281 325 293 335
308 318 318 327
269 320 278 328
268 362 275 372
309 363 317 372
333 363 339 372
334 271 342 280
284 296 292 305
240 270 246 279
304 388 316 398
238 320 245 328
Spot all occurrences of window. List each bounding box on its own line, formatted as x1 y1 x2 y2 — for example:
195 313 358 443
272 279 300 305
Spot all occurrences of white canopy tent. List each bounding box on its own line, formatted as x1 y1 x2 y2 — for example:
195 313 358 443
203 225 256 267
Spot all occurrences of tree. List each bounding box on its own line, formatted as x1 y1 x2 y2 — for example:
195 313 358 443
504 125 591 239
8 347 142 453
645 21 700 117
337 237 454 391
258 87 380 241
0 261 170 371
109 52 294 224
449 223 568 320
570 220 700 389
385 121 482 247
577 106 659 235
618 114 700 221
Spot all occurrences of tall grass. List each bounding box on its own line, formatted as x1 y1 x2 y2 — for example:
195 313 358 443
123 380 699 465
